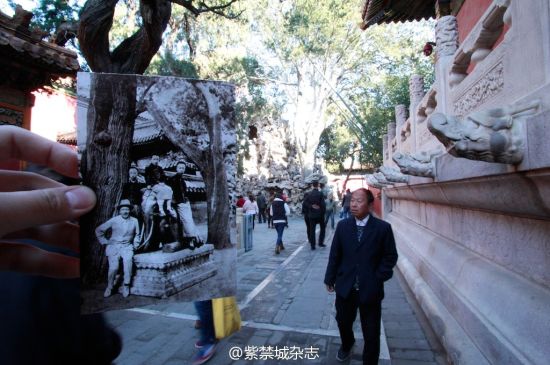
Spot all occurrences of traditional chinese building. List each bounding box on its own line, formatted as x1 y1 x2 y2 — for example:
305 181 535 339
0 6 79 169
362 0 550 364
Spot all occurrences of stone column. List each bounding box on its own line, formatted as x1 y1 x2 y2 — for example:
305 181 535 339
435 15 458 114
382 133 388 165
387 121 396 163
409 77 423 154
409 76 425 115
395 105 408 126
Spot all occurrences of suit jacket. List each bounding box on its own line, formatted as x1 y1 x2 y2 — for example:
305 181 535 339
324 215 398 303
305 189 326 219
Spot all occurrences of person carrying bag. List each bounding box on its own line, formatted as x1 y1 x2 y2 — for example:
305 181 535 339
212 296 241 339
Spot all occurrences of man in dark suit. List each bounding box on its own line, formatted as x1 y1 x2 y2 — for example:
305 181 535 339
324 188 398 364
304 181 326 250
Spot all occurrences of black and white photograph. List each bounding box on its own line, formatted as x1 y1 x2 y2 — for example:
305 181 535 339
78 72 237 314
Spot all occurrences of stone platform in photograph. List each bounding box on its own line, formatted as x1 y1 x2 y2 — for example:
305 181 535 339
131 244 217 298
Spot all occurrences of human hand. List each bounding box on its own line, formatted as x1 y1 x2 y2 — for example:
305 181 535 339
0 126 96 278
326 284 335 293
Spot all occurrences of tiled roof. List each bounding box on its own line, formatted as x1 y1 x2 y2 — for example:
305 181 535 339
133 120 163 144
57 130 76 145
0 10 79 76
360 0 435 30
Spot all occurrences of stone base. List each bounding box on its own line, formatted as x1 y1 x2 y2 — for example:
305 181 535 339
130 244 217 298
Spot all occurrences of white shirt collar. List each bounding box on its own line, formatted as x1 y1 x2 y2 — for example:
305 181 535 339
355 214 370 227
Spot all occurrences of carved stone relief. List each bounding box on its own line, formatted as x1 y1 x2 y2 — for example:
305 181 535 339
409 75 425 111
395 105 408 126
382 134 389 160
435 15 459 57
379 166 409 183
392 150 440 178
387 121 396 141
453 62 504 116
365 173 391 189
448 2 509 88
428 101 540 164
401 121 411 142
417 88 437 123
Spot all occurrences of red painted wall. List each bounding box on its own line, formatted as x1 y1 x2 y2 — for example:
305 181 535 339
456 0 509 73
456 0 494 44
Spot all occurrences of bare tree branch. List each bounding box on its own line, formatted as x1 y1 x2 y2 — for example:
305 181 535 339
169 0 241 19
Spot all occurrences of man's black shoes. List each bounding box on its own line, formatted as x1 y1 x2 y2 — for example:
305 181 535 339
336 347 352 362
319 243 326 247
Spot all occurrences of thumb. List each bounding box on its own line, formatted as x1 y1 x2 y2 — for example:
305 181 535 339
0 186 96 237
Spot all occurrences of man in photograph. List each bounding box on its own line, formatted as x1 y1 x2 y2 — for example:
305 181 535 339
121 165 146 221
324 188 398 364
95 199 142 298
144 154 165 186
168 161 200 250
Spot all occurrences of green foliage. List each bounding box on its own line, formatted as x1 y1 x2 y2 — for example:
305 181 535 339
20 0 80 34
146 50 199 78
316 21 435 170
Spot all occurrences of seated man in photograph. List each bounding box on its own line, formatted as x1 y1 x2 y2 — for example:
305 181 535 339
95 199 142 298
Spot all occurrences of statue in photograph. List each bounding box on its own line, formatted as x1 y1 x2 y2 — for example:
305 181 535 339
95 199 142 298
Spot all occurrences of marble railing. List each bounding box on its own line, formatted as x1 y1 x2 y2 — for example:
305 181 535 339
449 0 511 89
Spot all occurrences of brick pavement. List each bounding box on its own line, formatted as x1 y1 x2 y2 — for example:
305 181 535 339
105 216 446 365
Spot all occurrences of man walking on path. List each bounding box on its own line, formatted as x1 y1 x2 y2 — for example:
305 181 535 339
324 188 398 364
341 189 352 219
96 199 142 298
256 192 267 224
304 181 326 250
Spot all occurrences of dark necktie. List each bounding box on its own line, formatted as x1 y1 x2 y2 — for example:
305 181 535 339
357 225 365 242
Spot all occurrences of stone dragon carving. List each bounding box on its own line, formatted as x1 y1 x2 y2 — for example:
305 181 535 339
428 101 540 164
392 149 442 178
379 166 409 183
365 174 392 189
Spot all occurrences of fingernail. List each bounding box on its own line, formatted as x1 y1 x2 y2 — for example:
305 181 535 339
65 187 96 210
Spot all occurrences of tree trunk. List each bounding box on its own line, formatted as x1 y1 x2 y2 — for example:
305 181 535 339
147 81 235 249
81 75 137 285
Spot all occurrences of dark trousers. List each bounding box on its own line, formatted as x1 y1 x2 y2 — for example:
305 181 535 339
307 216 325 247
274 222 285 245
258 209 266 223
304 215 312 242
194 300 216 345
335 291 381 365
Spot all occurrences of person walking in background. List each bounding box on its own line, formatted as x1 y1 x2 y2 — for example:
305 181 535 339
341 189 352 219
324 188 398 364
266 191 275 228
243 193 258 229
270 193 290 254
302 189 312 243
325 195 336 229
236 195 245 208
256 191 267 224
304 181 326 250
192 300 216 364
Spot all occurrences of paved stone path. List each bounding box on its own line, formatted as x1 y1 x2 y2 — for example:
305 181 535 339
105 217 446 365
